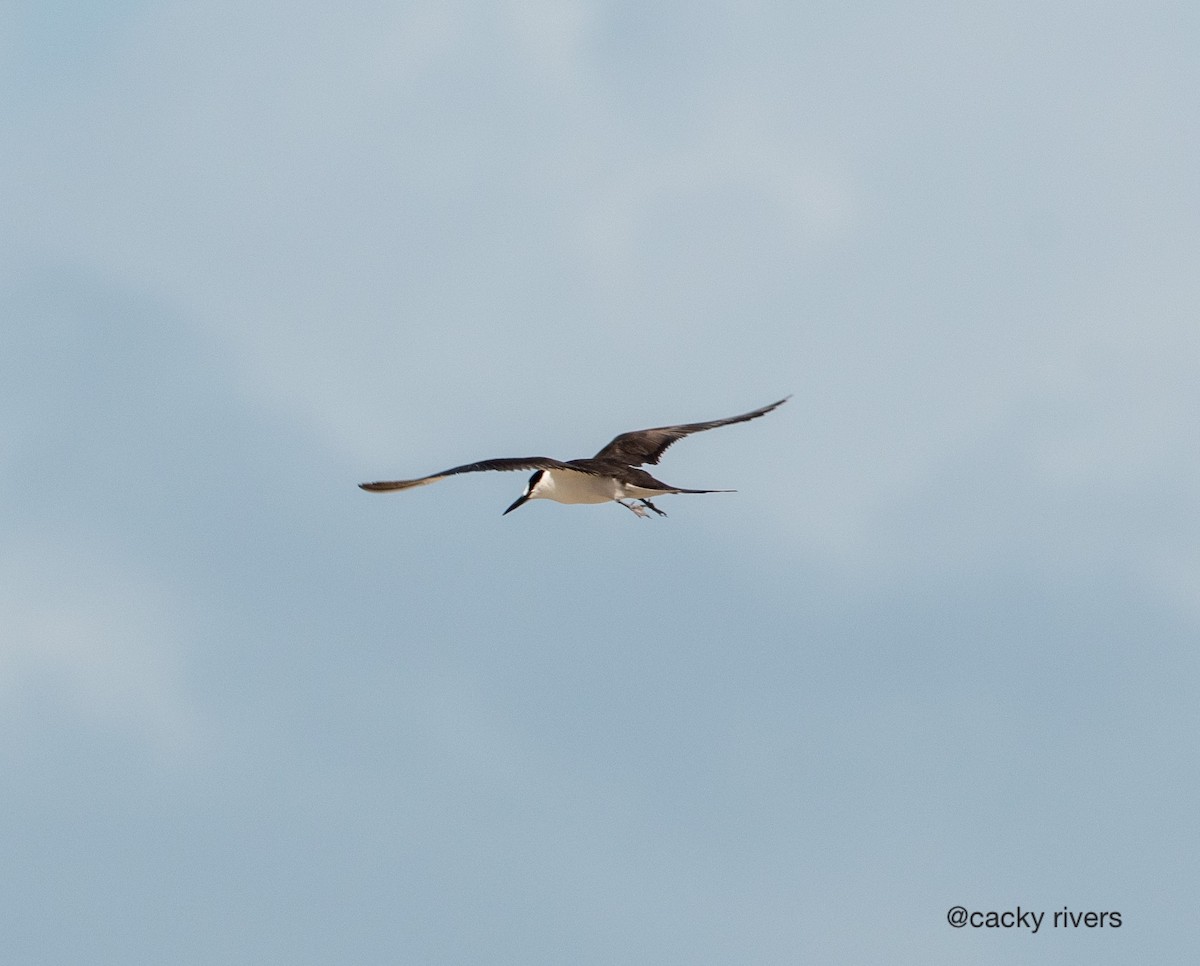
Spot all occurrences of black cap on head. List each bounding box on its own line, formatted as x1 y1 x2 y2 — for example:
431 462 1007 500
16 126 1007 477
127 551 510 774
503 470 543 515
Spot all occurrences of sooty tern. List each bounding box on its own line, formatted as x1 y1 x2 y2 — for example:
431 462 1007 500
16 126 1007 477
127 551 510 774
360 396 789 518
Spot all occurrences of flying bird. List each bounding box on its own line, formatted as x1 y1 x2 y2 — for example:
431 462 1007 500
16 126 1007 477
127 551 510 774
359 396 789 518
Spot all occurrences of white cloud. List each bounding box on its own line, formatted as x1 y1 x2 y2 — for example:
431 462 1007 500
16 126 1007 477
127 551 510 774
3 0 855 462
5 0 1195 587
0 538 205 753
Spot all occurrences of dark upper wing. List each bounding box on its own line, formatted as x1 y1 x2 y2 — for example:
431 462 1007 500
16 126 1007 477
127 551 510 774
359 456 582 492
592 396 790 467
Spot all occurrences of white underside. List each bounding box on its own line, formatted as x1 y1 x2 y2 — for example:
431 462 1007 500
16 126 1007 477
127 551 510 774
530 468 669 505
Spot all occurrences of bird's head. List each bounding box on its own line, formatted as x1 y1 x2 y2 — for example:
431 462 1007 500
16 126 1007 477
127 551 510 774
503 469 546 515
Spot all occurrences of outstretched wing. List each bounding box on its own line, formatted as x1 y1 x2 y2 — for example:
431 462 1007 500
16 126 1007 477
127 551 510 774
359 456 580 492
592 396 790 467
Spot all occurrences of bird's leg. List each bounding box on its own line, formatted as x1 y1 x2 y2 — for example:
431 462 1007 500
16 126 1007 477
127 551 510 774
618 499 649 518
639 499 667 517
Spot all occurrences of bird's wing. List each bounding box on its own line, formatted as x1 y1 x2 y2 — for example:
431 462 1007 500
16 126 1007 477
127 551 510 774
359 456 582 492
592 396 790 467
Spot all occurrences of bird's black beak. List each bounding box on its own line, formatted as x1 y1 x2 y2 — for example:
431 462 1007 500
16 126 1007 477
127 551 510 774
503 493 529 515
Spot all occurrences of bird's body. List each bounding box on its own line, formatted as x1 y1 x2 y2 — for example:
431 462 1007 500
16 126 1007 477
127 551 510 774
360 396 789 518
515 463 651 506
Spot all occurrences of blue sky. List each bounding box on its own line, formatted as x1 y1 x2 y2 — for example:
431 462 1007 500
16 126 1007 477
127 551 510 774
3 2 1198 963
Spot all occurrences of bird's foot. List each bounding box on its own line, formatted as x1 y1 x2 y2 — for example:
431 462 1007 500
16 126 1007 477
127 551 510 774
639 499 667 517
619 500 649 518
